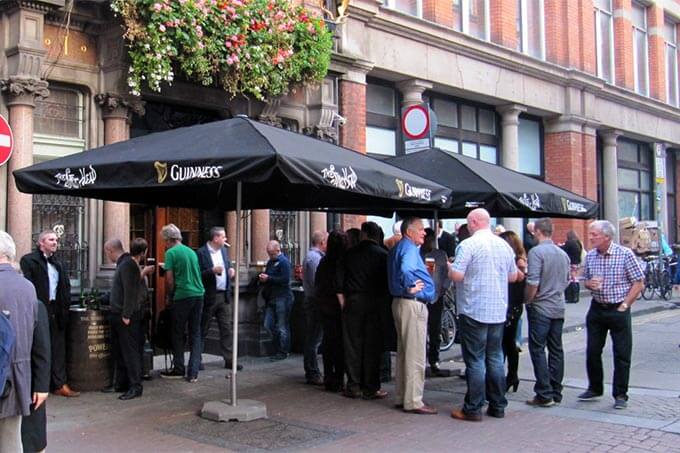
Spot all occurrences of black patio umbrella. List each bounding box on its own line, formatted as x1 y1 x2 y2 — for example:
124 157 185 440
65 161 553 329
386 148 598 219
13 116 449 418
13 117 449 212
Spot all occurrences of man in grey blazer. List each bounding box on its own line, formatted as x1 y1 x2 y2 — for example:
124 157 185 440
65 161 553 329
0 231 47 452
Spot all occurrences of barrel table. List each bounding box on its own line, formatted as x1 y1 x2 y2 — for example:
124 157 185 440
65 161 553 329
66 307 112 391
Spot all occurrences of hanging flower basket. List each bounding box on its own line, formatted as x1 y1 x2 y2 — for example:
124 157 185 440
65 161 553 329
112 0 333 101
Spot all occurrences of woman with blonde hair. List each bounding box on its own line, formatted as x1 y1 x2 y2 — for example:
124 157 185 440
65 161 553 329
499 230 526 392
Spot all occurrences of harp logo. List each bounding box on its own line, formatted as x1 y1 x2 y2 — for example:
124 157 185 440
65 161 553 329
395 179 405 198
154 161 168 184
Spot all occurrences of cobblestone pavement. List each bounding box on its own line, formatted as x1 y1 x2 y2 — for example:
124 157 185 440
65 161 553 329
45 307 680 452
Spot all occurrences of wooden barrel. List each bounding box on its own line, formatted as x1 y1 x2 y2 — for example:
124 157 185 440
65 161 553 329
66 307 112 392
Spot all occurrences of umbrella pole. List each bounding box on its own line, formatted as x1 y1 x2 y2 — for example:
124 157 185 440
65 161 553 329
434 211 439 249
231 181 242 405
201 181 267 422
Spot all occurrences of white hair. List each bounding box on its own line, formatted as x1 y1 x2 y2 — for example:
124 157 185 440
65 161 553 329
161 223 182 241
0 231 17 262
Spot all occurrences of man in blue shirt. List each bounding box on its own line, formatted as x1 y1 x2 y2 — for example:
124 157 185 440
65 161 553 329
259 240 294 361
302 231 327 385
387 217 436 415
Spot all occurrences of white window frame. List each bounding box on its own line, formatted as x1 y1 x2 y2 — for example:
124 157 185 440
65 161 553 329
665 19 679 107
632 1 649 96
518 0 545 59
594 1 615 83
456 0 490 41
384 0 423 18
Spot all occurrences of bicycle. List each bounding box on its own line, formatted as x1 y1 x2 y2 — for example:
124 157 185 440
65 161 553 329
641 254 674 301
439 286 458 352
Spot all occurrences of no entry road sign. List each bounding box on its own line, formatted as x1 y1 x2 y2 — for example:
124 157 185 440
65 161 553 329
0 115 14 167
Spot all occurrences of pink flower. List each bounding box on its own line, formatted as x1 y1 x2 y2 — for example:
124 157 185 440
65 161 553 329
159 24 166 32
226 41 232 48
153 3 162 11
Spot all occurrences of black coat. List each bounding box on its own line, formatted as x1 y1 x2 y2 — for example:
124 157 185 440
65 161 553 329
438 230 457 259
561 239 583 265
22 301 50 453
20 250 71 329
196 244 232 306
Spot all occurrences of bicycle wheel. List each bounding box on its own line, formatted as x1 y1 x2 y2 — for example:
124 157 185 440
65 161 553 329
642 282 655 300
439 309 456 352
660 270 673 300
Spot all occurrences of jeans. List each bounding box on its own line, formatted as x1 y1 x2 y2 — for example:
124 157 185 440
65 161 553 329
458 315 507 415
586 300 633 398
170 296 204 378
527 308 564 402
303 296 323 379
264 294 293 355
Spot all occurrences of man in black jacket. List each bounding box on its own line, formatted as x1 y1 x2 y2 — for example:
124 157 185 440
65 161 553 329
104 239 144 400
437 220 457 260
341 221 390 400
20 230 79 398
196 227 241 370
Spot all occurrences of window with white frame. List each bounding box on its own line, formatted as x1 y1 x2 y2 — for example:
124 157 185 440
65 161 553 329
594 0 615 83
517 0 545 59
384 0 422 18
664 18 678 107
451 0 489 40
632 1 649 96
366 82 399 157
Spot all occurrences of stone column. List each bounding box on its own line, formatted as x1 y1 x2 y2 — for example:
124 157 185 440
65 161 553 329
601 130 620 240
251 210 270 262
95 93 144 260
395 79 433 108
654 143 668 234
1 77 49 257
496 104 526 235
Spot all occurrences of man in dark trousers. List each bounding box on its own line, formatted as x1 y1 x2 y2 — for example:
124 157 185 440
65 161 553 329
20 230 79 397
341 221 390 400
104 239 144 400
196 227 241 370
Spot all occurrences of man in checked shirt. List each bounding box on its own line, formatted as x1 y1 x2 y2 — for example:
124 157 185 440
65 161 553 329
579 220 644 410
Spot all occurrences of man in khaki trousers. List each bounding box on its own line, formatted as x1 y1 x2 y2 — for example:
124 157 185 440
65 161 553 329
387 218 437 414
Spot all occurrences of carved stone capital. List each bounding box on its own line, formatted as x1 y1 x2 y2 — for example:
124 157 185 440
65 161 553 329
303 125 338 143
95 93 146 120
0 76 49 107
258 98 283 128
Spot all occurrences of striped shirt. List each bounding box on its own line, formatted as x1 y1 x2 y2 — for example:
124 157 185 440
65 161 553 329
451 229 517 323
583 241 644 304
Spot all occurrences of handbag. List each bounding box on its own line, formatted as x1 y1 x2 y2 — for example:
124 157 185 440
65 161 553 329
153 308 173 351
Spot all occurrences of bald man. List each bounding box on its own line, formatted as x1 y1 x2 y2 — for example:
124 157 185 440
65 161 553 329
449 208 518 422
259 240 294 361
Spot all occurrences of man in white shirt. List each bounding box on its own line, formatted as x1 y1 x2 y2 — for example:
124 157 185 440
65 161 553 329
196 227 238 370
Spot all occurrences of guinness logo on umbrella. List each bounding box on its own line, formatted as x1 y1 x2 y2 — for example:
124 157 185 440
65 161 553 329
395 178 431 201
154 161 168 184
395 179 405 198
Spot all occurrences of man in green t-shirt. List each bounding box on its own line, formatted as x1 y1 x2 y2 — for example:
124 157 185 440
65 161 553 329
159 223 205 382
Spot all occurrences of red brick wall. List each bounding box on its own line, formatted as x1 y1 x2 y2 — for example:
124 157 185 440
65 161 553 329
579 0 597 74
545 0 595 71
339 79 367 229
423 0 454 28
544 130 598 248
613 0 635 90
490 0 517 49
647 4 666 101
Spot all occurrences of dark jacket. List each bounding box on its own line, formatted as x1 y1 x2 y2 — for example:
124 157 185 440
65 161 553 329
109 253 144 319
341 240 389 297
19 250 71 328
314 256 344 317
196 244 231 306
22 301 50 453
262 254 292 301
0 263 38 418
561 239 583 265
438 230 457 259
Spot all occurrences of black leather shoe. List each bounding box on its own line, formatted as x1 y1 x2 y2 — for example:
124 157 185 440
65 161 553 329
118 388 142 401
101 385 127 394
225 362 244 371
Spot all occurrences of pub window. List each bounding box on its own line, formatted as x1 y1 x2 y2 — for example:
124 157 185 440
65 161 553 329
517 116 542 176
617 139 653 220
517 0 545 59
632 1 649 96
664 18 678 107
452 0 489 40
32 86 88 289
366 81 399 157
594 0 615 83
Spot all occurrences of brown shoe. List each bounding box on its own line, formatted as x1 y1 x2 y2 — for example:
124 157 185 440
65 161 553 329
53 384 80 397
450 408 482 422
404 405 438 415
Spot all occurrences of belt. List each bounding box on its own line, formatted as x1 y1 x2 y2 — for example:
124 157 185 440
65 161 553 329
400 295 427 304
216 290 226 294
592 299 622 309
49 300 56 304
